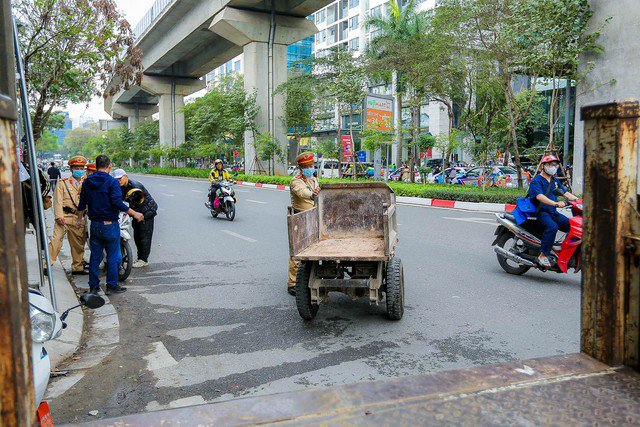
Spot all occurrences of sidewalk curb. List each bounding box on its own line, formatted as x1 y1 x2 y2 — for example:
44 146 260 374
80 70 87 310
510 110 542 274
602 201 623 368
44 253 121 401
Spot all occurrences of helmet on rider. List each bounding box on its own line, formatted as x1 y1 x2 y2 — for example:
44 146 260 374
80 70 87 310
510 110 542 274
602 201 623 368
214 159 223 170
125 188 145 205
540 155 560 176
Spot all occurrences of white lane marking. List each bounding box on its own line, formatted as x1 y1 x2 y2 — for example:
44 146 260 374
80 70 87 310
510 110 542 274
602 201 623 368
146 395 207 412
161 193 175 197
222 230 257 243
443 217 495 225
191 190 204 193
167 324 245 341
515 365 536 376
159 184 168 187
144 342 178 371
246 199 267 204
235 189 250 193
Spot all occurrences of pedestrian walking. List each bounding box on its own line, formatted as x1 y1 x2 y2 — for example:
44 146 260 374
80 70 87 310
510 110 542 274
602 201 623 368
47 161 61 192
76 155 144 295
114 169 158 268
47 156 89 275
288 152 320 296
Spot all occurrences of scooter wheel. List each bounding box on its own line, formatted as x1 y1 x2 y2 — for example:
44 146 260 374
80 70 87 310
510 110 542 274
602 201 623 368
496 233 531 275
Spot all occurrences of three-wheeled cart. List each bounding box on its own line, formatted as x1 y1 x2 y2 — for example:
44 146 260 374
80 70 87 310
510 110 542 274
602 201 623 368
287 182 403 320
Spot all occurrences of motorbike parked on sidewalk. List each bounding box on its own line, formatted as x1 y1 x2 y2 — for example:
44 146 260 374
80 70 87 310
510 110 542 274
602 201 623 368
205 179 237 221
492 190 583 276
118 212 133 281
29 288 104 424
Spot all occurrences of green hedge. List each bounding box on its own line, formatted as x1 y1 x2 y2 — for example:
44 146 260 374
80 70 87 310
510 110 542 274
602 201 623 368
130 167 525 204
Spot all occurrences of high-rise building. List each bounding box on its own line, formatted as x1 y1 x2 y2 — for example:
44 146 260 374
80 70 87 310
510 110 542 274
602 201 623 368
205 36 314 88
51 111 72 144
311 0 452 164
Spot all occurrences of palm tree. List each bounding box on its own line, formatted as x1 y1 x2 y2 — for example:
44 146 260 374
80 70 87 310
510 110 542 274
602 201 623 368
366 0 426 169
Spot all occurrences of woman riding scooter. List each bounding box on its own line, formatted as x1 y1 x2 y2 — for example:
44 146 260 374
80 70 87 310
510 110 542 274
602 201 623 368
208 159 231 205
529 155 579 267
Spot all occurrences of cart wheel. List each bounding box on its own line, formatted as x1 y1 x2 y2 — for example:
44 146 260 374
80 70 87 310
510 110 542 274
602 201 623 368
385 257 404 320
296 262 319 320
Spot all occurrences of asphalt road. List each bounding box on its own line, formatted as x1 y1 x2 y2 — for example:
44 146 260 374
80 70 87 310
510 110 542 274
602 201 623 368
51 173 581 422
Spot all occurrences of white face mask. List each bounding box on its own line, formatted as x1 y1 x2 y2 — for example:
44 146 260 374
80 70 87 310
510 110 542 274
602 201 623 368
544 165 558 176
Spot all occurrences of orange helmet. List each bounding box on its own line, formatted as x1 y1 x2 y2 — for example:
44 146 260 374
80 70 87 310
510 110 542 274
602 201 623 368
86 163 96 172
541 155 559 164
68 156 87 167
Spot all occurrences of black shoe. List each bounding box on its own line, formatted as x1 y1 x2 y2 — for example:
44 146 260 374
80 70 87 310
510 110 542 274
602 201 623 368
43 268 48 276
88 287 100 296
72 269 89 275
287 287 296 296
105 285 127 295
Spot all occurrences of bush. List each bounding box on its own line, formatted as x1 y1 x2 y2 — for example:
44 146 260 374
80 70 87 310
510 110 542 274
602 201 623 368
131 167 525 204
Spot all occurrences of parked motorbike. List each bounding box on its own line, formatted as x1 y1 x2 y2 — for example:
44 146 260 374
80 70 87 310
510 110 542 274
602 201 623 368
492 190 583 275
29 288 104 424
118 212 133 281
205 180 237 221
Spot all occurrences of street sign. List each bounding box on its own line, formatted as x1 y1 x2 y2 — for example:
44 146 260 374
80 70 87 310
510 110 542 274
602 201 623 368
341 135 352 161
365 94 393 131
357 151 367 162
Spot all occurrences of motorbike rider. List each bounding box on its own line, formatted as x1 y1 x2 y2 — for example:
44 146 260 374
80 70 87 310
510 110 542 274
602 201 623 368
529 155 579 267
208 159 231 205
287 152 320 296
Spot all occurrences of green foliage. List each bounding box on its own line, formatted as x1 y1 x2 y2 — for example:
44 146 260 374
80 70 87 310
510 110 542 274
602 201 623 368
256 132 286 174
276 72 315 144
14 0 142 141
37 130 59 153
130 167 524 203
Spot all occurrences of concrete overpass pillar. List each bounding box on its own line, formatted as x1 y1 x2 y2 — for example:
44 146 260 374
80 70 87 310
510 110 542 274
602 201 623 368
110 103 158 132
158 93 186 147
210 8 317 174
138 76 205 147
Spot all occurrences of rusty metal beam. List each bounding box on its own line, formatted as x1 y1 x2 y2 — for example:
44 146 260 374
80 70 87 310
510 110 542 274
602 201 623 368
581 101 640 369
0 0 35 423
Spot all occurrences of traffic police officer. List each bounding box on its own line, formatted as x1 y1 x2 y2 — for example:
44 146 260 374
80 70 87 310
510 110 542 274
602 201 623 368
48 155 88 274
287 152 320 296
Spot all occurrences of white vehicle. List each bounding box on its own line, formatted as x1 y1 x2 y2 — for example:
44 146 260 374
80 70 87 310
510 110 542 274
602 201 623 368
287 165 297 176
315 158 340 178
29 289 104 416
118 212 133 281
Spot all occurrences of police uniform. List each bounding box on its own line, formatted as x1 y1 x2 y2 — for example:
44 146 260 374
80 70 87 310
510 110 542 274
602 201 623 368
48 156 87 273
288 152 319 290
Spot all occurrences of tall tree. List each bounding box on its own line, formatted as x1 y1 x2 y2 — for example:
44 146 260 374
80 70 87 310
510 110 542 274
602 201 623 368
14 0 142 142
366 0 426 168
312 47 367 179
275 71 315 160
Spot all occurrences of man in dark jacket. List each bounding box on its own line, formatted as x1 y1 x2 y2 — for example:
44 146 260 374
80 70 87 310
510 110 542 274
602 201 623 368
47 161 61 191
114 169 158 268
77 155 143 295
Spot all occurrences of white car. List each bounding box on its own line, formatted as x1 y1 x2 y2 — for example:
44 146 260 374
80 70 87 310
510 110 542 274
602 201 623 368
287 165 297 176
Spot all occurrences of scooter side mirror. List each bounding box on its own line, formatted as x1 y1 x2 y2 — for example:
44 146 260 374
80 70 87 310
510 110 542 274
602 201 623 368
80 293 105 309
553 188 565 197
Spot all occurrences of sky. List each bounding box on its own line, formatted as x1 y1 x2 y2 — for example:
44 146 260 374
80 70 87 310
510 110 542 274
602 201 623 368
66 0 157 123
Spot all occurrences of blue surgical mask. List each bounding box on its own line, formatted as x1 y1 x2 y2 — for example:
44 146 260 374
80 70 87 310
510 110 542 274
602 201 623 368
72 170 85 179
302 168 315 177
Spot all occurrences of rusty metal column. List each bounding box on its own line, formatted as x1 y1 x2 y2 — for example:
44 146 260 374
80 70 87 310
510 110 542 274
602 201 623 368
0 0 36 423
581 101 640 370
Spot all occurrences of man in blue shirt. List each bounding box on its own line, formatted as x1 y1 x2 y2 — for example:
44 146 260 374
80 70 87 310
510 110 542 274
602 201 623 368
76 155 144 295
528 155 579 267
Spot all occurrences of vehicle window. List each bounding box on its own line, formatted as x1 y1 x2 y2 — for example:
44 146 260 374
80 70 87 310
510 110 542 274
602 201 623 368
500 167 517 174
466 169 481 177
325 161 338 169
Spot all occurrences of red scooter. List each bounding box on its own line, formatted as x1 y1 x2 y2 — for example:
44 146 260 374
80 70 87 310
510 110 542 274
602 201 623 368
492 190 583 275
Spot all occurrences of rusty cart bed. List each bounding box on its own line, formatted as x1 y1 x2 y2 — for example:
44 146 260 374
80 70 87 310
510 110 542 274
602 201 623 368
287 182 403 320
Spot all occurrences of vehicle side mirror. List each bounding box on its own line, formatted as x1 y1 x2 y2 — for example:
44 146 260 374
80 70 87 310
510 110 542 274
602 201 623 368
80 293 105 309
553 188 565 197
